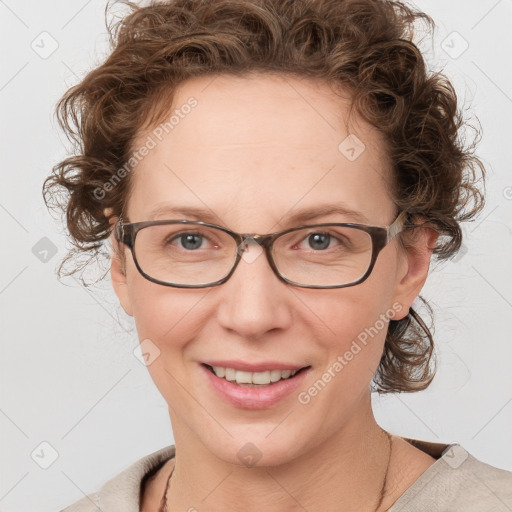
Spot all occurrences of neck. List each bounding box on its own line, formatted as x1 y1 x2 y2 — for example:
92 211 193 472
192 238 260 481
165 393 395 512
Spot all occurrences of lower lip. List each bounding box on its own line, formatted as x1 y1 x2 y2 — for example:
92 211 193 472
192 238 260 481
201 364 311 410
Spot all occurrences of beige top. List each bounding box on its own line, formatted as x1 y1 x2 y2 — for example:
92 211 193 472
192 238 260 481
59 439 512 511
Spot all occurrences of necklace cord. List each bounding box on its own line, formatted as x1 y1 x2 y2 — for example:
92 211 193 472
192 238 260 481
159 432 393 512
375 431 393 512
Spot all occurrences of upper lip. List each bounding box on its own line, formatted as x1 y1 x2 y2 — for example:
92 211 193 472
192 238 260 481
202 360 309 372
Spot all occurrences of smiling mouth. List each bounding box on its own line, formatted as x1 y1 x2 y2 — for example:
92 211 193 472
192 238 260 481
202 363 311 387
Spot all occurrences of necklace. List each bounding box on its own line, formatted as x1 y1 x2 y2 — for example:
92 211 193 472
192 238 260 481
159 432 393 512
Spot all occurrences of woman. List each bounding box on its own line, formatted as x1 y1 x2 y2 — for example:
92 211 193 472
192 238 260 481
44 0 512 510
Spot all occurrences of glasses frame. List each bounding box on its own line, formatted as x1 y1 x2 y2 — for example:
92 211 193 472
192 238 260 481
114 211 409 289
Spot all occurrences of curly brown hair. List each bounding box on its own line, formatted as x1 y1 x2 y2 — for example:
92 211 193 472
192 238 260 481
43 0 486 394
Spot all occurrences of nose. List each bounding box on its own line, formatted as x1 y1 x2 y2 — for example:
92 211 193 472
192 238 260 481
215 241 293 340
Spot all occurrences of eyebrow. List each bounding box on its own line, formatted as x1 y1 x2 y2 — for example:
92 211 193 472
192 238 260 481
147 203 370 226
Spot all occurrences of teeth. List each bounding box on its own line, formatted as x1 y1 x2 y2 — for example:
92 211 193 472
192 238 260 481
225 367 235 381
270 369 282 382
211 366 300 385
235 370 253 384
253 371 270 384
214 366 226 378
281 370 292 379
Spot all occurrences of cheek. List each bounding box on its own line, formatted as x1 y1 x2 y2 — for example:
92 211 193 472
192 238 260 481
125 262 205 346
309 294 390 372
298 287 399 415
132 290 200 339
126 275 207 401
304 271 398 348
299 268 400 392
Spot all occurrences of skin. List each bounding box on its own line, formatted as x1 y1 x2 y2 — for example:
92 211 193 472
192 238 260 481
110 73 439 511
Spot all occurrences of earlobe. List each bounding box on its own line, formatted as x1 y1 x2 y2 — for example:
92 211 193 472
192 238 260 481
110 237 134 317
391 226 439 321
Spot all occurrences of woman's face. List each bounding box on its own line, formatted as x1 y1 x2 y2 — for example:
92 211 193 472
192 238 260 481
112 73 433 466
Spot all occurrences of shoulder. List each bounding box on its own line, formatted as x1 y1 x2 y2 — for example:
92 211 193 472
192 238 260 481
58 445 176 512
59 491 101 512
389 442 512 511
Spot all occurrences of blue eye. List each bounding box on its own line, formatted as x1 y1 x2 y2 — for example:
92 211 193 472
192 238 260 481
307 233 331 250
176 233 204 250
296 231 348 252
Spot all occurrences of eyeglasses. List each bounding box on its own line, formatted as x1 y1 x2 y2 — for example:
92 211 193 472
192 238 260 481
114 211 408 289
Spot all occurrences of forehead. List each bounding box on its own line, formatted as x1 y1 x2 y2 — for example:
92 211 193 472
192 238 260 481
154 72 385 153
127 73 395 228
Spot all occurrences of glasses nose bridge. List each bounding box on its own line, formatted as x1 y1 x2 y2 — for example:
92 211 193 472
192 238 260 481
239 232 275 247
237 232 277 259
234 232 278 276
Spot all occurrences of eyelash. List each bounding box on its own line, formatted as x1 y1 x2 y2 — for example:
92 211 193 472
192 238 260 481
167 230 347 252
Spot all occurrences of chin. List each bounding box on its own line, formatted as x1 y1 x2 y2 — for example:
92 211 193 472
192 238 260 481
206 431 305 469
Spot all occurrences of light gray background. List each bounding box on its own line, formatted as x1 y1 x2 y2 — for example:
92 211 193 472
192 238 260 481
1 1 511 510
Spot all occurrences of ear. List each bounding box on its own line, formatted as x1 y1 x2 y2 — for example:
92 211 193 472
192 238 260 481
391 225 439 320
109 226 134 318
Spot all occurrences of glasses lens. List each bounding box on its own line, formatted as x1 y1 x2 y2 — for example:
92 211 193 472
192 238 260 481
272 225 373 287
134 224 238 286
132 223 374 288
